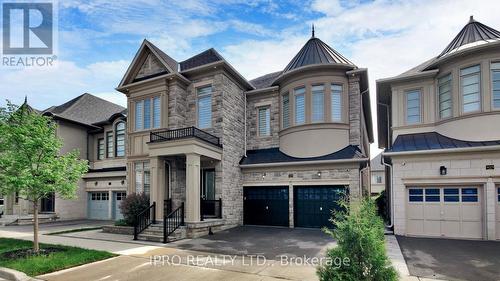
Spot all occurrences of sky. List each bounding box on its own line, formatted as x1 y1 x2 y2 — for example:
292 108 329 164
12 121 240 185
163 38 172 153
1 0 500 157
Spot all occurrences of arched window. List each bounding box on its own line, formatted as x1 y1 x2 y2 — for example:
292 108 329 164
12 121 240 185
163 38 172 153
115 121 126 157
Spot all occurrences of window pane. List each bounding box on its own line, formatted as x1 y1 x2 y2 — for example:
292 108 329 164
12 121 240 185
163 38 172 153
409 189 423 195
135 163 143 194
135 101 143 130
144 165 150 196
144 98 151 129
197 86 212 129
425 188 440 202
282 94 290 128
461 188 478 202
461 65 480 113
461 65 480 76
312 85 324 122
153 96 161 128
115 122 125 157
106 132 113 158
409 196 423 202
331 84 342 122
98 138 104 160
406 90 421 124
258 107 270 136
438 74 452 119
492 69 500 109
295 87 305 125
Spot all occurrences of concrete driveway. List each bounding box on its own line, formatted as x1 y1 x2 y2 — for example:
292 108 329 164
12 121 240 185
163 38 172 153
171 226 336 259
397 236 500 281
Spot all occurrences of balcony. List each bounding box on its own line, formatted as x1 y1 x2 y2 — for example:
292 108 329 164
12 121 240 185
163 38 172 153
150 127 221 147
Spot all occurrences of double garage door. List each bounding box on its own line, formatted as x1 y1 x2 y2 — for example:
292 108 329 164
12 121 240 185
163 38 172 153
406 186 483 239
88 191 126 220
243 185 346 228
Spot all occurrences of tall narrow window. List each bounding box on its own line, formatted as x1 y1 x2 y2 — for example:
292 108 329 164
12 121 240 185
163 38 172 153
282 94 290 128
311 85 324 122
331 84 342 122
406 89 421 124
438 74 452 119
115 122 125 157
97 138 104 160
106 132 113 158
294 87 305 125
134 162 150 195
197 86 212 129
135 101 143 130
153 96 161 128
491 62 500 109
461 65 481 113
258 107 270 136
143 98 151 129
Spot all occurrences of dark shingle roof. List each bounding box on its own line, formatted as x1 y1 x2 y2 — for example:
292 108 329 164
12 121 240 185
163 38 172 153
249 71 282 89
43 93 126 126
438 16 500 58
370 153 384 171
240 145 364 165
388 132 500 153
283 37 355 73
180 48 223 71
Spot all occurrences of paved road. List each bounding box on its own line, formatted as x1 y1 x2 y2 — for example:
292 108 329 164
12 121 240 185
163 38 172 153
397 236 500 281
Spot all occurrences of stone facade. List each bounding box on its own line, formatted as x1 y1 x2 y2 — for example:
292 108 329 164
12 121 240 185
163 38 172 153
246 91 280 150
348 75 361 146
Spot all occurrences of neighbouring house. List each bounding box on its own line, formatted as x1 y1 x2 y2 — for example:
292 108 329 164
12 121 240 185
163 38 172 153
370 153 385 195
377 16 500 240
116 29 373 239
3 94 128 222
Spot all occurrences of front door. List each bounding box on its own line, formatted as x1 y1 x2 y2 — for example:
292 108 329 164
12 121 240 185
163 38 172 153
201 169 215 200
41 192 55 213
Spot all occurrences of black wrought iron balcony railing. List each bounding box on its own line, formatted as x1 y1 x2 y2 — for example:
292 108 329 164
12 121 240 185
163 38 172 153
150 127 221 147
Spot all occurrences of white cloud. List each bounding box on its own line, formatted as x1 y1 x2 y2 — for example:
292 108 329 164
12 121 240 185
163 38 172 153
311 0 344 16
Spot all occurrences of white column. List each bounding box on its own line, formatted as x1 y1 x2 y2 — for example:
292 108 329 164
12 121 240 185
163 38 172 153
185 153 201 223
486 178 496 240
150 157 164 220
108 190 113 220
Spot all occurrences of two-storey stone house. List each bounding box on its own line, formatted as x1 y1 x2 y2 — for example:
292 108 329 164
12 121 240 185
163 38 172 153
377 17 500 240
3 94 128 222
117 31 373 237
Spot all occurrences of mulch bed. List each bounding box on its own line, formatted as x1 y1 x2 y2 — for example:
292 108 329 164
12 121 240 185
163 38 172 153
1 247 65 260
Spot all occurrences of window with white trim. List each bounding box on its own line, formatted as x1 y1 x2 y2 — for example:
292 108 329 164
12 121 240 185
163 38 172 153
331 84 342 122
115 122 125 157
197 85 212 129
294 87 305 125
408 188 423 202
406 89 421 124
134 97 160 131
282 93 290 128
460 65 481 113
438 74 452 119
311 84 324 122
491 62 500 109
106 131 113 158
97 138 104 160
258 107 270 136
134 162 150 195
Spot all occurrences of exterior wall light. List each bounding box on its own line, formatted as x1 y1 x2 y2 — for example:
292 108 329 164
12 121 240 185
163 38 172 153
439 166 447 175
262 173 266 179
317 171 322 177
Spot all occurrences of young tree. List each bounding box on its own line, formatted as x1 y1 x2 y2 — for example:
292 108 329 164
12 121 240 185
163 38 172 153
0 101 88 252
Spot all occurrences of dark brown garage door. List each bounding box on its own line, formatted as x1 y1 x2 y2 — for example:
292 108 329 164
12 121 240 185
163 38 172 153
243 186 289 227
294 185 346 228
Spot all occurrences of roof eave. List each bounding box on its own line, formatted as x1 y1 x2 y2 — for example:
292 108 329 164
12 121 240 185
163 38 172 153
240 157 369 168
245 86 279 95
383 145 500 157
180 60 254 90
116 72 190 93
272 63 356 85
425 40 500 70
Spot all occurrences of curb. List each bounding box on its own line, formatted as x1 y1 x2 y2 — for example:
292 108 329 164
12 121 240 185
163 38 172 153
0 267 42 281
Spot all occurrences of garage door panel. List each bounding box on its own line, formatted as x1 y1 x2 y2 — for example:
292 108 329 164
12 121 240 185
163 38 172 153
294 186 345 228
442 204 460 220
407 220 424 235
462 204 481 221
441 221 460 237
244 187 289 227
88 192 109 220
407 204 424 219
462 221 482 239
423 220 441 236
423 204 441 220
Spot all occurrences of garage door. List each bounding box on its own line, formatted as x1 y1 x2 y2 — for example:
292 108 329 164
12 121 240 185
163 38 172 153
294 186 346 228
407 187 483 239
243 186 289 227
112 192 126 220
88 192 109 220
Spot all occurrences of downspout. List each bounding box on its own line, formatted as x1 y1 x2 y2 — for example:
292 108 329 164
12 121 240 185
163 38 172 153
244 92 247 157
378 102 394 228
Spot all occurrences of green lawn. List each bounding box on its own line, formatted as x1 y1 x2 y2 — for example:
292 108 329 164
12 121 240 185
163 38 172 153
0 238 116 276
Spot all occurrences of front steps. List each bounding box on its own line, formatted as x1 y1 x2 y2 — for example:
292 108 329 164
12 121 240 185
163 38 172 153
136 223 187 243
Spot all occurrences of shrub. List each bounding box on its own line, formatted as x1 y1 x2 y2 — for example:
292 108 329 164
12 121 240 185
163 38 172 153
317 197 398 281
114 219 128 226
375 190 389 223
119 193 150 226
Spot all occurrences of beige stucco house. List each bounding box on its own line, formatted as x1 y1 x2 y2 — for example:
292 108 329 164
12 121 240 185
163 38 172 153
370 153 385 195
116 31 373 239
3 94 128 222
377 17 500 240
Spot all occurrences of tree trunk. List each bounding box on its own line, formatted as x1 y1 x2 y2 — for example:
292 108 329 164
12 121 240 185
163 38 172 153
33 201 39 253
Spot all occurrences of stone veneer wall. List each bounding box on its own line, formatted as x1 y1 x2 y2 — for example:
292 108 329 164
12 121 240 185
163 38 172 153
167 81 188 129
347 75 361 146
246 91 280 150
168 157 186 211
391 153 500 240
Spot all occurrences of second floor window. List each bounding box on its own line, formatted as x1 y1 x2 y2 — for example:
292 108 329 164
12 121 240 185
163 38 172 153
134 161 150 195
258 107 270 136
461 65 481 113
331 84 343 122
115 122 125 157
491 62 500 109
311 85 324 122
97 138 104 160
282 94 290 129
294 87 305 125
197 85 212 129
406 89 421 125
134 96 161 131
106 131 113 158
438 74 452 119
